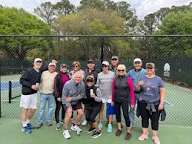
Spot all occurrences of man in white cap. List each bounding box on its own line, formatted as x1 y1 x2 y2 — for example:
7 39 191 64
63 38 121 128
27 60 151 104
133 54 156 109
35 62 57 128
20 58 42 134
96 61 115 133
128 58 146 125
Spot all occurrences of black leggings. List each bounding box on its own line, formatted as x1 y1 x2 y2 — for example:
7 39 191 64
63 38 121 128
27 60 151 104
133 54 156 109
140 102 160 130
115 101 130 127
86 104 101 123
55 97 65 123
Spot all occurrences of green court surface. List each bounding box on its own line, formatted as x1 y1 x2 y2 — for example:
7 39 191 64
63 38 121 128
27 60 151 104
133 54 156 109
0 118 192 144
0 74 192 144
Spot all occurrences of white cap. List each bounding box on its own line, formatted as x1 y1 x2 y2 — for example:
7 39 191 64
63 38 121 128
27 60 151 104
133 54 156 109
48 62 56 67
34 58 42 63
102 61 109 66
134 58 142 63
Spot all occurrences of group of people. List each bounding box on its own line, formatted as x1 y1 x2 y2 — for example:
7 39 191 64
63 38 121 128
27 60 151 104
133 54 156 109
19 56 165 144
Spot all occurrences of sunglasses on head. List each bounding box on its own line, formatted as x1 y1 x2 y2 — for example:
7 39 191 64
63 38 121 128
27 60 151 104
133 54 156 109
117 69 125 72
134 61 141 64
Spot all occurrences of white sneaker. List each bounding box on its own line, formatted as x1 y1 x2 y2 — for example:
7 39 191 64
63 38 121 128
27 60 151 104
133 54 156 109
71 125 77 131
81 120 87 126
75 125 82 135
63 130 71 139
98 122 103 129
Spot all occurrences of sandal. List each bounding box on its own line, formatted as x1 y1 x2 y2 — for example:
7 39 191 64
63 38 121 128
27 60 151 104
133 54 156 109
152 136 160 144
138 133 148 141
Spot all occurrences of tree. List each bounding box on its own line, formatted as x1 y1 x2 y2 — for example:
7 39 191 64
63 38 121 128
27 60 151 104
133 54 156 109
34 2 55 26
54 0 75 16
54 8 136 60
0 7 51 61
154 9 192 57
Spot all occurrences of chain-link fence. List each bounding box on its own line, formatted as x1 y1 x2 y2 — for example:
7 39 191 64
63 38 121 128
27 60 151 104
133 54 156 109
0 35 192 127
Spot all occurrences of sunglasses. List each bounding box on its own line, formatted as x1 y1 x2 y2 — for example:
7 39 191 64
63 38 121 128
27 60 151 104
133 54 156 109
102 64 108 67
147 67 153 69
86 79 94 82
134 61 141 64
73 65 79 67
118 69 125 72
111 58 118 61
36 60 42 63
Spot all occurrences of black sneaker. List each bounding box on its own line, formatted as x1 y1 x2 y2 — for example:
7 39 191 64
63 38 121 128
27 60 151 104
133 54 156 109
88 127 96 134
92 130 102 138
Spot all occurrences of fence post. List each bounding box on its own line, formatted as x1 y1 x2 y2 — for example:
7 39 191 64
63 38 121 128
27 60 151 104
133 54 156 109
9 81 12 104
100 37 104 64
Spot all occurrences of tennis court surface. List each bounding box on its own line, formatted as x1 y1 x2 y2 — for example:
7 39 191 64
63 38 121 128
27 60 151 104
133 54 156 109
0 75 192 144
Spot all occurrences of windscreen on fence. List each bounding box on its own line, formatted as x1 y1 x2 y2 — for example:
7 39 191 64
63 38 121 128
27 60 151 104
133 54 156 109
0 35 192 127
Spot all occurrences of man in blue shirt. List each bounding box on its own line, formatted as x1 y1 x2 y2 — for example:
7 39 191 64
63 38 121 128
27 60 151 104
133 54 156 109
128 58 146 124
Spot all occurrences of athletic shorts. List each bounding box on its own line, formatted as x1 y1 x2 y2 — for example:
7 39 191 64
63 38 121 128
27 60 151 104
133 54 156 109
71 101 82 111
106 103 116 116
20 93 38 109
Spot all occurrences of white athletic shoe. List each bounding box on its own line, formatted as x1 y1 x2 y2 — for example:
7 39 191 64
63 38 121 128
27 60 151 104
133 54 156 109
81 120 87 126
63 130 71 139
75 125 82 135
71 125 76 131
98 122 103 129
71 124 82 135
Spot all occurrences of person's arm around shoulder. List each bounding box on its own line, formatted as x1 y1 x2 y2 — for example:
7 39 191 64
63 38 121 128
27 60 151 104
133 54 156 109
128 77 135 108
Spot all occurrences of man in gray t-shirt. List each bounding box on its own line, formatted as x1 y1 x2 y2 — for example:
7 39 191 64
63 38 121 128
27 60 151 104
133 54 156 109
62 71 85 139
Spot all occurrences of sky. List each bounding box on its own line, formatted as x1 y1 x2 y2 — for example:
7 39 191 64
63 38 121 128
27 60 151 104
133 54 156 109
0 0 191 19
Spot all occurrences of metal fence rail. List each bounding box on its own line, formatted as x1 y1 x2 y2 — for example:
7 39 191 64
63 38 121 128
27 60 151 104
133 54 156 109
0 35 192 127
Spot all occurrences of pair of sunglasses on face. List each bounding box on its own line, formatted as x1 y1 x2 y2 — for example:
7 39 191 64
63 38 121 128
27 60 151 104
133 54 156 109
36 60 42 63
117 69 125 72
86 79 94 82
111 58 118 61
134 61 141 65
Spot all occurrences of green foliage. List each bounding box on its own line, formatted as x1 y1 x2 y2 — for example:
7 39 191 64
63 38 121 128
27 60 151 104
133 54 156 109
154 9 192 57
0 7 51 60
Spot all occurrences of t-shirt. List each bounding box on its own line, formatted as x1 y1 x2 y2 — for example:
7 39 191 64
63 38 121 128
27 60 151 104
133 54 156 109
96 71 115 103
140 75 164 103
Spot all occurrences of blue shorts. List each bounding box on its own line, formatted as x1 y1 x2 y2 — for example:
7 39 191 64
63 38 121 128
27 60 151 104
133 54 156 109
106 103 116 116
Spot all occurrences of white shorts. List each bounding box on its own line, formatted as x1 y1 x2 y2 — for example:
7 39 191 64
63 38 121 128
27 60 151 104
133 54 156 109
20 93 38 109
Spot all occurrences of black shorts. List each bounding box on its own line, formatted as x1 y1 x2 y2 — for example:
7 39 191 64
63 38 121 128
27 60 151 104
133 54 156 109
71 101 82 111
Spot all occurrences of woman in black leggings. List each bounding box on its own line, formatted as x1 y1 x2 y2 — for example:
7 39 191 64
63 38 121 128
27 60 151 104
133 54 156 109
82 75 103 138
112 64 135 140
136 63 165 144
54 64 70 130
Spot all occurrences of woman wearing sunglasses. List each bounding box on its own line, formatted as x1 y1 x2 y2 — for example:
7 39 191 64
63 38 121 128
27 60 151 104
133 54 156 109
137 63 165 144
112 64 135 140
70 61 85 79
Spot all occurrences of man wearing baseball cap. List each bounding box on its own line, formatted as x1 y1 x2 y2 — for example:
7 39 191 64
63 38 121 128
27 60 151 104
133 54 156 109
128 58 146 126
35 62 57 128
111 56 119 72
20 58 42 134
